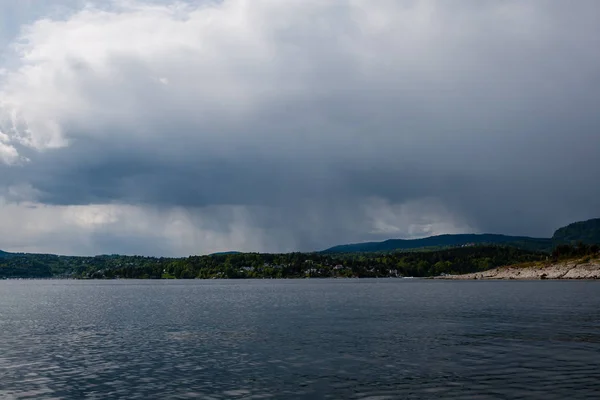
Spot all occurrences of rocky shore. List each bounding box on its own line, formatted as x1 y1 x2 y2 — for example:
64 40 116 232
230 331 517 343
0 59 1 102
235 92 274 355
440 260 600 280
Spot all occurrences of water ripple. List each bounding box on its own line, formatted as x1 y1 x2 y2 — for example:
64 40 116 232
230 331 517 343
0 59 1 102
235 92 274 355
1 280 599 399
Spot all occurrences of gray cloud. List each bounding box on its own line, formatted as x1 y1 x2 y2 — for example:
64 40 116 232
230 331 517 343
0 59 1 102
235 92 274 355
0 0 599 255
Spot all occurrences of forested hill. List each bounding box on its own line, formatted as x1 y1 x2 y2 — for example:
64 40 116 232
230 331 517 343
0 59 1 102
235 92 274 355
2 218 599 279
322 218 600 254
553 218 600 245
322 234 552 253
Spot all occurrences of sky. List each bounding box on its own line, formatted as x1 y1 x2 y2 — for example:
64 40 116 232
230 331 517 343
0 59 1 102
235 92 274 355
0 0 599 256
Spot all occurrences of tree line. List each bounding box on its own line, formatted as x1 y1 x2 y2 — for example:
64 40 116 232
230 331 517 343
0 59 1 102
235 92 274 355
0 245 551 279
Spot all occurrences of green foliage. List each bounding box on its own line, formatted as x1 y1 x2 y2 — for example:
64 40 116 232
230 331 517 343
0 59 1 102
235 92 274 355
3 217 598 280
0 246 546 279
551 242 600 261
552 218 600 245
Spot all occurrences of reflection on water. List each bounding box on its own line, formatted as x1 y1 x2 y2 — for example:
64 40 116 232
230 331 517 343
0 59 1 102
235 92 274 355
1 279 599 399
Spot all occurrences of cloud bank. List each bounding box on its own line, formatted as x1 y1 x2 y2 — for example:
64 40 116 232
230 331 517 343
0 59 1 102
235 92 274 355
0 0 599 255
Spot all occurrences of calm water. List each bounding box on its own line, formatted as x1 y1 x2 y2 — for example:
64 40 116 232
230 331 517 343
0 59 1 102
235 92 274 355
0 280 599 399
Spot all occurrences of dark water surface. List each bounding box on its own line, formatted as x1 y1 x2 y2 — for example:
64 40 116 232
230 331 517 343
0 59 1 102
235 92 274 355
1 279 599 399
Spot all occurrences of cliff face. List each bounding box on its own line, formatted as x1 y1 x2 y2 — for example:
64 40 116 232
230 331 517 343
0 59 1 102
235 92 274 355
441 260 600 280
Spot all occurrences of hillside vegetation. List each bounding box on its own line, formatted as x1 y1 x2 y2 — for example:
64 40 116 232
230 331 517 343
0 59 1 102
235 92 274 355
1 218 599 279
552 218 600 245
322 218 600 254
0 246 545 279
442 243 600 280
322 234 552 253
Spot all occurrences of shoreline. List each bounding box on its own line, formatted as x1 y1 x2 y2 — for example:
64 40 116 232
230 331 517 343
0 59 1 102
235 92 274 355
439 260 600 280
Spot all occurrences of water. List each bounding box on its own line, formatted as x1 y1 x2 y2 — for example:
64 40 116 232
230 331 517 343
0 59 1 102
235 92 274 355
0 279 599 399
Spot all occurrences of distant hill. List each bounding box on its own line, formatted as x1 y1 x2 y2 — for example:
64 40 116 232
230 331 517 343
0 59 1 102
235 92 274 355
2 217 599 279
209 251 242 256
322 218 600 254
322 234 553 253
552 218 600 245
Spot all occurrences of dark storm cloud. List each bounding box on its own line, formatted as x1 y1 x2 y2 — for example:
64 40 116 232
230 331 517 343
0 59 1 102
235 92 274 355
1 0 600 254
